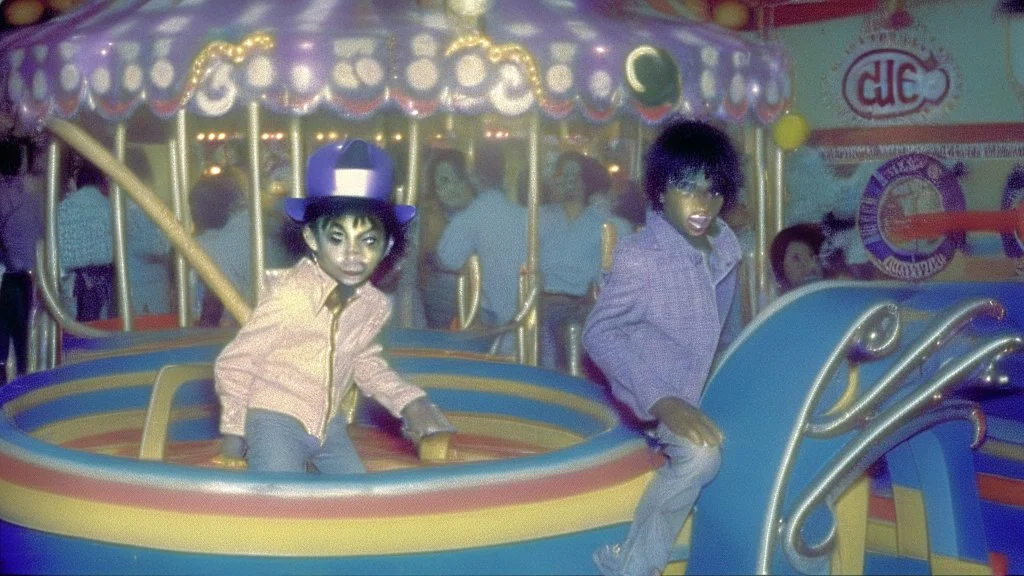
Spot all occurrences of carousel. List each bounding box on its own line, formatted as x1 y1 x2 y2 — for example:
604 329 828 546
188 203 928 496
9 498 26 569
0 0 1021 574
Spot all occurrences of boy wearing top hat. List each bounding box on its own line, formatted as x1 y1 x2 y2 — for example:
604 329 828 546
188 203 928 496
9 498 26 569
215 139 452 473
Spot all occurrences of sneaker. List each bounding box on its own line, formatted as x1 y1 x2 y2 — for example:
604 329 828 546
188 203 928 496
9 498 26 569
593 543 624 576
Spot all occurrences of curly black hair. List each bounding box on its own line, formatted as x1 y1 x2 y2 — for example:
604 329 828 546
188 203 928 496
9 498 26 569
644 119 742 214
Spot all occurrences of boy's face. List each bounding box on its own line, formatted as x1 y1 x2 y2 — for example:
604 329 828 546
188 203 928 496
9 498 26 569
303 214 388 287
660 172 723 238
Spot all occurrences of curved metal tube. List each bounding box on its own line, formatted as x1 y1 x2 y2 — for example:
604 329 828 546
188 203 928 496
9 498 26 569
783 333 1021 571
757 301 900 574
782 399 985 574
456 254 481 330
34 242 110 338
45 117 252 324
486 282 539 356
807 298 1005 437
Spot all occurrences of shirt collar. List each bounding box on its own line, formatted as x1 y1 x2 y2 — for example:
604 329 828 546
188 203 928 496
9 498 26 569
299 257 370 310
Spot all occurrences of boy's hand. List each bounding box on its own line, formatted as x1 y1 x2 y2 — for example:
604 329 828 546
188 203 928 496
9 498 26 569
220 434 247 459
650 397 723 448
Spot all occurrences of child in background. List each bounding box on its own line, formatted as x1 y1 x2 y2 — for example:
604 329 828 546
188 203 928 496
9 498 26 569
215 139 453 473
584 120 741 576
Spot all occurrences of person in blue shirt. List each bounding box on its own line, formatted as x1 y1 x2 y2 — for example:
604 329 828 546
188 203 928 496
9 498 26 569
0 140 43 384
436 142 526 355
189 173 250 327
584 120 741 576
538 151 631 371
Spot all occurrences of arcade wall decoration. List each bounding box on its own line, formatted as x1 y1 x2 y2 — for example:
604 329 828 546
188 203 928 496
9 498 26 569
858 152 965 281
825 8 962 125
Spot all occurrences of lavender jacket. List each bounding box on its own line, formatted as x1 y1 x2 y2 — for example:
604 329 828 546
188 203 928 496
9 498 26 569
583 211 741 421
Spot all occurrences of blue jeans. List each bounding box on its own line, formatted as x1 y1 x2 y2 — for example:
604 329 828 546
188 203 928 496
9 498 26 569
245 409 366 474
597 423 721 576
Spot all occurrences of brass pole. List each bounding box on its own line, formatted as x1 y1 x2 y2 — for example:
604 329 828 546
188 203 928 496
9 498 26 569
44 140 62 367
44 140 60 296
753 126 772 309
247 102 265 303
523 110 541 365
110 123 133 330
168 141 190 327
289 116 303 199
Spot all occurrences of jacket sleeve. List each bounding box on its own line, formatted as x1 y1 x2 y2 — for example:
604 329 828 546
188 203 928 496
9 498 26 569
583 248 660 419
350 300 426 417
213 289 288 436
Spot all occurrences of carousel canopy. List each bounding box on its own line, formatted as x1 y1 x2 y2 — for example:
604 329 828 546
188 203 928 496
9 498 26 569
1 0 793 127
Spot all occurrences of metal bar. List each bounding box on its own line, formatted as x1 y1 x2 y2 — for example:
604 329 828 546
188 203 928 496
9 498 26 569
398 117 422 327
289 116 303 199
773 144 785 240
44 140 60 296
753 127 771 309
110 123 133 330
247 102 265 303
175 111 191 196
522 110 541 366
632 119 645 180
168 141 189 327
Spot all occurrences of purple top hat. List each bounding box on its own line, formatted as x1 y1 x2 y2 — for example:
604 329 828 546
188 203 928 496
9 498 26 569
285 139 416 225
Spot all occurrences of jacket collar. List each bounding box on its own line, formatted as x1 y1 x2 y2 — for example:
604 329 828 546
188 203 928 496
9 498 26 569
646 211 741 271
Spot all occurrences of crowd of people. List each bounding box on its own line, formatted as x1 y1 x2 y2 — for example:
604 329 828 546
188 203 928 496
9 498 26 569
0 125 874 389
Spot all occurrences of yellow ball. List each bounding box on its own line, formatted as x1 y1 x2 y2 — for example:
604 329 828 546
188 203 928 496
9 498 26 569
48 0 82 13
772 112 810 151
5 0 44 26
712 1 750 30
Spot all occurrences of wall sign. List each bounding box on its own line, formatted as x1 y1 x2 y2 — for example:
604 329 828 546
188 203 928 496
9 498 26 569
859 153 965 280
827 17 961 125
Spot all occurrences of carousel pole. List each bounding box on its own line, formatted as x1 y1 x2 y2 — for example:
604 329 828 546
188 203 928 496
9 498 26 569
44 141 60 299
168 137 189 328
753 126 772 309
172 110 193 327
110 123 133 331
43 140 62 368
520 109 540 366
632 119 645 180
399 117 423 327
289 116 303 199
247 102 265 303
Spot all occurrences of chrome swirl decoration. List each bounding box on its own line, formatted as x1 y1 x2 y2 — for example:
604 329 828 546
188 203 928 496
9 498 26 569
758 298 1024 574
180 31 275 105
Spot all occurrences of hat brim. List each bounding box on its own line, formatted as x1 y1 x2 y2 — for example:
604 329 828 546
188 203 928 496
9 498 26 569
285 196 416 225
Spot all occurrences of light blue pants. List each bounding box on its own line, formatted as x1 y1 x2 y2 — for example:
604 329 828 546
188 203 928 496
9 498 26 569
245 409 366 474
598 423 721 576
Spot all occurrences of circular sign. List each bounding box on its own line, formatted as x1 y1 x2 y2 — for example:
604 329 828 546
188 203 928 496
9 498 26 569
1000 168 1024 258
858 153 965 281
